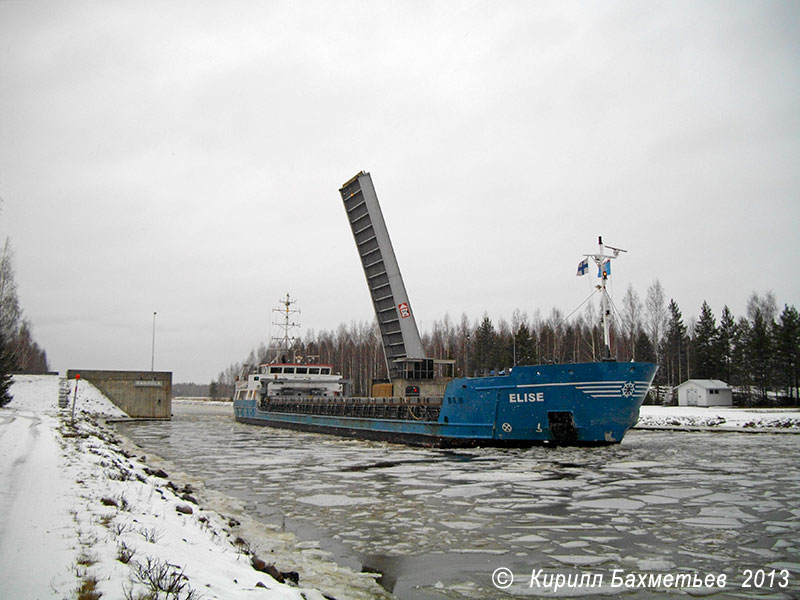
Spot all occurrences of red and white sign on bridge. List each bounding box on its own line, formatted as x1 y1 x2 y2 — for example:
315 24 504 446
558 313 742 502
398 302 411 318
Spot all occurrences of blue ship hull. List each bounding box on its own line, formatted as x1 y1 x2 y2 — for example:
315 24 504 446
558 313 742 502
233 361 658 447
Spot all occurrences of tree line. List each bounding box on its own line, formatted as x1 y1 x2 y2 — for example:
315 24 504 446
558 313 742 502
208 281 798 406
0 238 51 406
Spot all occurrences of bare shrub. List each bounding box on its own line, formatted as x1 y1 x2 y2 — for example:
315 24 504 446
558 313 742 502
75 575 102 600
138 527 163 544
132 556 202 599
117 541 135 564
76 551 97 567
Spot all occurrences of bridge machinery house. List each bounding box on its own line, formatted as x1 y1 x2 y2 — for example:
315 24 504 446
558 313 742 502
676 379 733 407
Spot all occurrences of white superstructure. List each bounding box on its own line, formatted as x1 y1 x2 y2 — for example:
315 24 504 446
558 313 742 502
233 362 346 403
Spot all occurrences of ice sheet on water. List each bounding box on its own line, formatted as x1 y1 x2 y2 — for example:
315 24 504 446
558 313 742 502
602 460 665 470
303 483 338 491
573 498 645 511
550 554 619 566
510 533 548 543
679 516 743 528
518 478 587 491
631 494 680 505
581 537 623 546
401 488 435 496
440 519 485 530
767 561 800 574
560 540 589 549
655 487 713 499
696 505 755 520
635 558 675 571
336 470 375 479
435 580 484 599
437 484 494 498
297 494 376 507
395 476 446 488
741 546 781 560
573 484 636 499
700 492 750 504
444 469 552 483
750 499 784 512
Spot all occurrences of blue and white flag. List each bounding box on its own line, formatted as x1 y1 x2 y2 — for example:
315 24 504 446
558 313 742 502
576 258 589 276
598 259 611 278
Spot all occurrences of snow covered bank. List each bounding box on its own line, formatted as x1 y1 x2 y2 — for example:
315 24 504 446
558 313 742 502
0 375 390 600
636 405 800 431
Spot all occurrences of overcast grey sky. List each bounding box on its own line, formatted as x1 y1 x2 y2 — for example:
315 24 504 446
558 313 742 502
1 1 798 383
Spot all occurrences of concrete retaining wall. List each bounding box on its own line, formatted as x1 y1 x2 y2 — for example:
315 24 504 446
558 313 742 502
66 369 172 419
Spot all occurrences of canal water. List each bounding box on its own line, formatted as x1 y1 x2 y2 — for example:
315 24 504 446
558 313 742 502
115 403 800 599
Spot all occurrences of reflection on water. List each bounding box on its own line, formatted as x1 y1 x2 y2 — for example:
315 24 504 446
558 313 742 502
115 403 800 599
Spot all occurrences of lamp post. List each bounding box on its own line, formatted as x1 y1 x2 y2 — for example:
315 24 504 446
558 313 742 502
151 312 157 371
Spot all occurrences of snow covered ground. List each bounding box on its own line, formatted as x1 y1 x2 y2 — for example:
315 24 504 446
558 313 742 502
637 404 800 431
0 375 388 600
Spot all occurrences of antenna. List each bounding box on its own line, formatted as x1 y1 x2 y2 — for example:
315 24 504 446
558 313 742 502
271 293 301 362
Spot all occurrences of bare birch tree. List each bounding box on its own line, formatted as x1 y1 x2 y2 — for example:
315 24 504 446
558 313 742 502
621 283 643 360
645 279 668 369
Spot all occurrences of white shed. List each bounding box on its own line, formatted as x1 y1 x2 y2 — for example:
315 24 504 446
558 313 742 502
676 379 733 407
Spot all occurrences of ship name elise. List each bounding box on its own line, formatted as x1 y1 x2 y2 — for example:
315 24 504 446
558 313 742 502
509 392 545 403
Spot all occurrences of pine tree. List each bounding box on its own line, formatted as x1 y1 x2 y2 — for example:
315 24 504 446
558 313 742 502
743 291 778 403
775 304 800 401
634 327 657 364
474 315 497 375
693 301 719 379
664 299 687 386
747 307 774 403
732 317 752 402
513 322 536 366
717 306 736 384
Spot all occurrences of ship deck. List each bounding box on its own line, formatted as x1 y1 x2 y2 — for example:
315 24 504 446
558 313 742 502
261 396 442 422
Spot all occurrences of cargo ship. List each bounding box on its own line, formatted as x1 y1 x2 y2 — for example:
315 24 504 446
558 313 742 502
233 172 658 447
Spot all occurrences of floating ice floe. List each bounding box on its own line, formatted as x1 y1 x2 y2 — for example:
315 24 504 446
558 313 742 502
297 493 376 507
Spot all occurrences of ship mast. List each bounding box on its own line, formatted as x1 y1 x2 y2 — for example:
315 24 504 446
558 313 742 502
584 236 626 361
271 293 301 363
